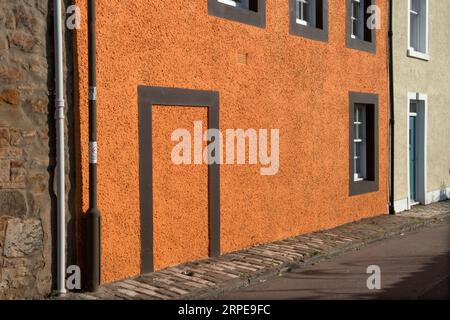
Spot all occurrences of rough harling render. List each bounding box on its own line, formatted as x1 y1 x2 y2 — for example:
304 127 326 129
0 0 53 299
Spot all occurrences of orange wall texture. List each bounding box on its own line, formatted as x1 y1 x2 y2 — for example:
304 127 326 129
74 0 389 283
152 106 209 271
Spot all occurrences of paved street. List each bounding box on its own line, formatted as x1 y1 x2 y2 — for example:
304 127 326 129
61 201 449 300
219 219 450 300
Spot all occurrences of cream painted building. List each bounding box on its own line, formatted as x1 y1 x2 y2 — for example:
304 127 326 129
392 0 450 212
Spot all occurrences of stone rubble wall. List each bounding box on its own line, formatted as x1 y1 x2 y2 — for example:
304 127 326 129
0 0 53 299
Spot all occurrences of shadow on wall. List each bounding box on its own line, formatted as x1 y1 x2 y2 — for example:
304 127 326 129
48 0 78 293
439 182 449 201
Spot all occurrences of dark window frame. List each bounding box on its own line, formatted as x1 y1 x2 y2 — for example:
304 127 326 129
346 0 377 53
349 92 379 196
207 0 266 28
289 0 329 42
138 86 221 274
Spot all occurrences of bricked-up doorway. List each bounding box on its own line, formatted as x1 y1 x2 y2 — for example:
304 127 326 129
138 87 220 274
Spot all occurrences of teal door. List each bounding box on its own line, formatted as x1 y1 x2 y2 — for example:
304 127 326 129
409 116 417 202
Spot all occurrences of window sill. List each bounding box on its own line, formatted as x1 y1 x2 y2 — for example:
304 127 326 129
346 36 376 54
349 179 379 196
407 48 430 61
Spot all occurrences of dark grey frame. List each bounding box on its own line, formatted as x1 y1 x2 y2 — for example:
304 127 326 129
346 0 376 53
138 86 221 274
208 0 266 28
349 92 379 196
289 0 329 42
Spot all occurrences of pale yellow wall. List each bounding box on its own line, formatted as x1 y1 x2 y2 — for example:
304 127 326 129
393 0 450 202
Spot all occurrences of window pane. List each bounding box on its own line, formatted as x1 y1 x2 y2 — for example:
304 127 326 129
298 0 310 22
352 1 361 38
303 1 310 22
248 0 258 12
410 101 418 114
355 141 362 158
236 0 249 10
355 157 361 176
410 13 419 48
410 0 427 52
355 123 361 140
352 19 358 38
221 0 254 10
353 103 367 181
355 105 364 123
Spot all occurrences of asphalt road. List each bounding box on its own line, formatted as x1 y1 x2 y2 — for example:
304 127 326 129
219 220 450 300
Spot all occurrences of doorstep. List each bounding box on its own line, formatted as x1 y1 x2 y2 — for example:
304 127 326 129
62 201 450 300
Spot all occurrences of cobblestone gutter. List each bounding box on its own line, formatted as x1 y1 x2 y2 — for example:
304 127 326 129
65 201 449 300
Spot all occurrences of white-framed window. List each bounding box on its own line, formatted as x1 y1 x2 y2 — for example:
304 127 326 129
354 104 367 181
351 0 364 39
296 0 316 27
346 0 375 52
218 0 250 10
408 0 428 58
349 92 378 195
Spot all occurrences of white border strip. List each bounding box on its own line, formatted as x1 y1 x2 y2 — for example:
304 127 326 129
427 187 450 204
394 198 409 213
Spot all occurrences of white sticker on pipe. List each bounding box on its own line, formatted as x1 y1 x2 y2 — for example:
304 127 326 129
89 142 98 164
89 86 97 101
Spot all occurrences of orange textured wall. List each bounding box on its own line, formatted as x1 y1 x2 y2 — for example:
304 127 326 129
74 0 389 283
152 106 209 271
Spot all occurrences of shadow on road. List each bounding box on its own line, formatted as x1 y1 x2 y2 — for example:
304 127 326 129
222 222 450 300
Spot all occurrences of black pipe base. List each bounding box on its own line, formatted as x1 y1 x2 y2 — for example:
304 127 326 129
389 204 396 215
85 207 101 292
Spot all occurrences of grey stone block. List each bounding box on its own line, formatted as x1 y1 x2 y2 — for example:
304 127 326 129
0 190 27 218
3 218 43 258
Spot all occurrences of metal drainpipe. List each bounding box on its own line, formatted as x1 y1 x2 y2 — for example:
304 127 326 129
86 0 101 292
388 0 396 215
53 0 67 296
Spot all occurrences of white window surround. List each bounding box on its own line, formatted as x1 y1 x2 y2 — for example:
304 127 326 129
296 0 316 27
407 0 430 61
407 48 430 61
406 92 428 209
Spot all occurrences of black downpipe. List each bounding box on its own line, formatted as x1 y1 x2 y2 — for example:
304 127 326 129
85 0 101 291
388 0 396 215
